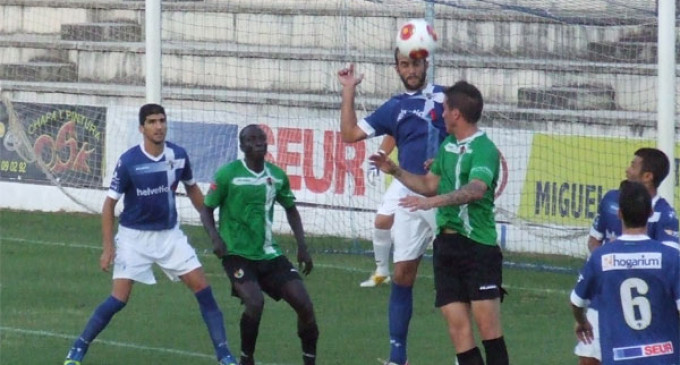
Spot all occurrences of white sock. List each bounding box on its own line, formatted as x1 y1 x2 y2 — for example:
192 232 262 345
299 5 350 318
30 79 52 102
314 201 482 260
373 228 392 276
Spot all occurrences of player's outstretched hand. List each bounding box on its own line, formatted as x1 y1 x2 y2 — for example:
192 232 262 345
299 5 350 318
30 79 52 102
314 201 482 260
423 158 434 171
399 195 433 211
297 246 313 276
100 247 114 272
337 63 364 88
574 321 594 344
368 151 398 175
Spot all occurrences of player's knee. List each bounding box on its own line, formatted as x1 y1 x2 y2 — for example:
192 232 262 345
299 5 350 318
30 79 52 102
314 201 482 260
243 298 264 318
374 214 394 229
294 300 316 323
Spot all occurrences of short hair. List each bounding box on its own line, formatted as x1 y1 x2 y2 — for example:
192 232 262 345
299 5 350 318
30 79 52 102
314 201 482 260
239 124 263 144
444 81 484 124
138 103 166 125
619 180 652 228
634 148 670 188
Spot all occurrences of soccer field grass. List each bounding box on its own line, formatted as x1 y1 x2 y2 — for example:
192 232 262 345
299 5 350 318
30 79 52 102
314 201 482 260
1 209 582 364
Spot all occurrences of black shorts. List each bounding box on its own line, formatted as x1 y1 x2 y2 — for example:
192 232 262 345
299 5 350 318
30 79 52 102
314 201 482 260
433 233 504 307
221 255 301 301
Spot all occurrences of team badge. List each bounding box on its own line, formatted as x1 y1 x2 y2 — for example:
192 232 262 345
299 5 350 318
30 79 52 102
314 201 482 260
234 269 244 279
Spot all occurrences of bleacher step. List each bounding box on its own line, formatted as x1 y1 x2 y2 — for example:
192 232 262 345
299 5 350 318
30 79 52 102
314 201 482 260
517 86 616 110
61 22 142 42
586 41 673 63
0 60 77 82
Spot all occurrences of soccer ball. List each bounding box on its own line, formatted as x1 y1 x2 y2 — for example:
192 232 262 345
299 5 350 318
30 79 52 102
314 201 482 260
395 19 438 59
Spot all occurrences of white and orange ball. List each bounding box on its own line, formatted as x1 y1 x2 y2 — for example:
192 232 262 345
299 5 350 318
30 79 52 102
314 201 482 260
396 19 438 59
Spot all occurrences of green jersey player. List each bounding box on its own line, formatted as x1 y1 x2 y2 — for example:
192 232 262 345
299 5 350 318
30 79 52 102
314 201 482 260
371 81 509 365
201 124 318 365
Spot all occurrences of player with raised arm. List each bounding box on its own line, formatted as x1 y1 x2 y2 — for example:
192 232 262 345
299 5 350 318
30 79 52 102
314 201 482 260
63 103 237 365
575 148 679 365
371 81 508 365
201 124 318 365
571 180 680 365
337 33 447 364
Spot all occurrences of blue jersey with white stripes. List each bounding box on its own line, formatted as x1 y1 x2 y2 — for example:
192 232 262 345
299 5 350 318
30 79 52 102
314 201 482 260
571 235 680 365
109 142 195 230
591 189 679 245
358 83 447 175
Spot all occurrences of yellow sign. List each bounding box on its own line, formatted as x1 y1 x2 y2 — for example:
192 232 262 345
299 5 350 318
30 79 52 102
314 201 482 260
519 134 678 227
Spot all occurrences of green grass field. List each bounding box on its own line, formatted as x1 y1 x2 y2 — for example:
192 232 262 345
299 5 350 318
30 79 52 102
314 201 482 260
1 209 583 364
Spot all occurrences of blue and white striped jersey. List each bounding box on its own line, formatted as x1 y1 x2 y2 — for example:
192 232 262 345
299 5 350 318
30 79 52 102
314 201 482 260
358 83 447 175
109 142 195 230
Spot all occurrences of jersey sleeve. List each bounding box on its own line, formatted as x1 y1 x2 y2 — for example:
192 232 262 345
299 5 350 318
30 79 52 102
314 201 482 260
204 168 228 209
360 99 399 138
469 145 499 188
107 158 129 200
276 173 296 209
654 207 679 245
180 152 195 185
570 255 598 308
589 197 607 241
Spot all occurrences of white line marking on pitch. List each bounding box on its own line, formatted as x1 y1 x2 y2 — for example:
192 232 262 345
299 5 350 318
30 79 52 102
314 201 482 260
1 326 214 358
1 236 570 295
0 327 288 365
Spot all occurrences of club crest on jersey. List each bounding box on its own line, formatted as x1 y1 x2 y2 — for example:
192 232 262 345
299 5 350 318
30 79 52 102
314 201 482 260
234 269 244 279
209 182 217 191
601 252 662 271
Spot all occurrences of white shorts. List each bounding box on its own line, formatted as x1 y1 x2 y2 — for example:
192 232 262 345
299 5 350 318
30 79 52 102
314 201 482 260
112 225 202 285
376 179 402 216
573 308 601 360
390 180 436 262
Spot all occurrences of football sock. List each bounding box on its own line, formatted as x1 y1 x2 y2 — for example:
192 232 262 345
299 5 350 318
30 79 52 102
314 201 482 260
483 336 509 365
388 282 412 364
457 347 484 365
73 295 126 351
195 286 232 360
298 320 319 365
373 228 392 276
240 312 261 359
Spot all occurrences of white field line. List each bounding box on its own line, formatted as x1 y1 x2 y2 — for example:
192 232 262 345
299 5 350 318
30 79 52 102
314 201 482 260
0 326 214 360
1 327 288 365
1 236 570 296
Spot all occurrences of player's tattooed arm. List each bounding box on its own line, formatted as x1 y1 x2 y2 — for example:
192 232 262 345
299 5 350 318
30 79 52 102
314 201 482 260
432 179 487 208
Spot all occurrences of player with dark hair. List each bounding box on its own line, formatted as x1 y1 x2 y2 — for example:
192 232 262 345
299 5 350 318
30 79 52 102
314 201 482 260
201 124 318 365
575 148 679 365
571 180 680 365
337 40 447 363
371 81 509 365
64 103 237 365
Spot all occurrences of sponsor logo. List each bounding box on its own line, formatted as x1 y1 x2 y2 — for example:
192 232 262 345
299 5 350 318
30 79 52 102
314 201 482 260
136 185 171 196
613 341 674 361
601 252 662 271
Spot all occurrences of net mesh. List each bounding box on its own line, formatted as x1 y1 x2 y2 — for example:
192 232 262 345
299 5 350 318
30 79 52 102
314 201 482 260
0 0 675 258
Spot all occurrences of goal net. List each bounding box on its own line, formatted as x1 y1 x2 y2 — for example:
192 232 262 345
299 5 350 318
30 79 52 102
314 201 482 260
0 0 674 258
